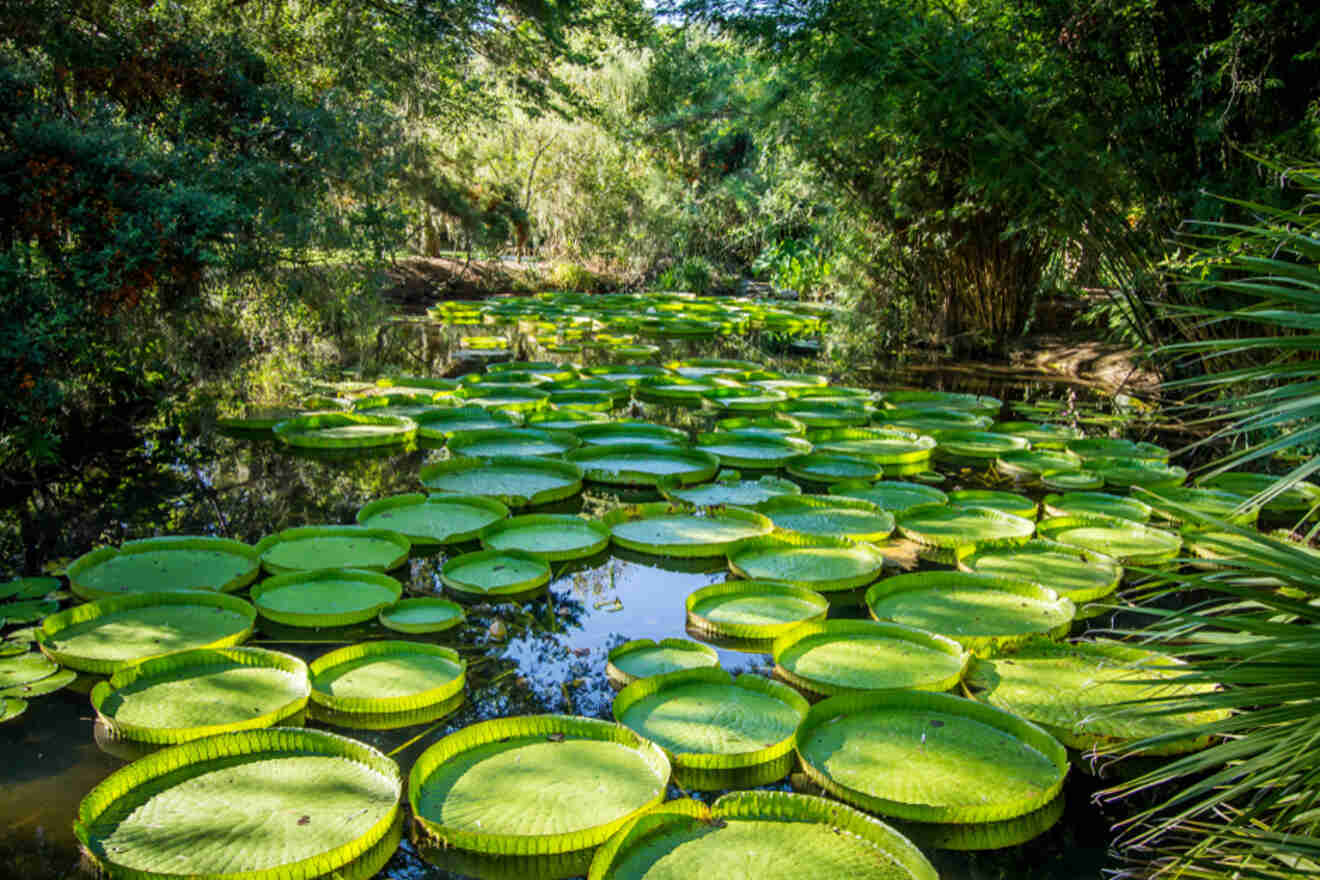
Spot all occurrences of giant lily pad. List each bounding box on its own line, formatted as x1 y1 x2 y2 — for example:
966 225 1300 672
897 506 1035 555
604 503 772 557
441 549 552 603
607 638 720 687
1145 486 1258 527
828 479 948 515
796 690 1068 823
772 619 969 697
420 455 583 507
806 428 935 466
635 375 717 406
77 728 402 878
613 668 808 788
38 591 256 675
67 536 260 601
1066 438 1168 462
310 641 465 716
410 715 670 855
694 431 811 469
956 538 1123 605
379 598 466 634
995 448 1084 480
1201 472 1320 514
865 572 1074 654
714 415 807 437
588 791 938 880
413 406 520 442
1091 457 1188 490
480 514 610 561
933 430 1029 465
660 471 801 507
90 647 310 744
947 489 1038 520
566 444 719 487
446 427 581 458
274 412 417 448
878 390 1001 416
356 493 509 545
255 526 410 574
250 568 403 628
967 638 1229 755
756 494 896 543
785 453 887 485
728 534 889 595
574 422 689 447
685 580 829 641
1040 491 1152 523
1036 515 1182 566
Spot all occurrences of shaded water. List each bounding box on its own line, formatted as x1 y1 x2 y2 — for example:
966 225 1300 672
0 363 1144 880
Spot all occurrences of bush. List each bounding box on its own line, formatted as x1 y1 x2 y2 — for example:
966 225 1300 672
655 257 716 294
548 261 601 292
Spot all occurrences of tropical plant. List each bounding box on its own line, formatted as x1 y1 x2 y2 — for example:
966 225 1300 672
1104 161 1320 878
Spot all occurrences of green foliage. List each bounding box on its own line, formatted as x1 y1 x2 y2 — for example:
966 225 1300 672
548 261 603 292
655 257 716 294
753 238 833 300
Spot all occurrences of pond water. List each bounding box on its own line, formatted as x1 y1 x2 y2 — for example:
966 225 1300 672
0 357 1154 880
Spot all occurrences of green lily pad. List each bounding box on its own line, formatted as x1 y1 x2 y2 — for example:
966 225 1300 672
604 503 772 557
715 415 807 437
566 444 720 487
250 569 403 628
828 479 948 515
785 453 887 485
77 728 402 878
636 375 718 406
1091 457 1188 490
947 489 1038 520
413 406 520 442
806 428 936 465
573 422 689 447
357 493 509 545
255 526 410 574
0 698 26 723
0 599 59 624
481 514 610 561
454 385 550 412
996 448 1084 479
39 591 256 675
865 572 1074 654
956 538 1123 604
525 409 612 431
1036 515 1182 565
67 536 261 601
0 666 76 698
378 598 466 634
933 430 1029 464
728 534 889 594
967 638 1230 755
310 641 465 716
660 471 801 507
1041 469 1104 491
685 580 829 641
409 715 670 855
0 576 60 601
447 427 581 458
588 791 939 880
90 647 310 744
0 651 59 689
991 421 1083 449
441 549 552 602
701 385 791 413
795 690 1068 823
1040 491 1152 523
1200 472 1320 513
607 638 720 687
613 668 808 786
876 408 992 433
1066 438 1168 461
773 620 969 697
782 402 872 429
756 494 896 542
879 390 1001 415
1145 487 1258 526
897 506 1036 552
274 411 417 448
694 431 812 469
420 455 583 507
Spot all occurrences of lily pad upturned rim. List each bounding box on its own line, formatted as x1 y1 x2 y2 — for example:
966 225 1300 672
254 526 411 575
250 568 404 628
954 537 1124 604
606 637 720 687
479 514 611 561
658 471 802 507
1090 457 1189 490
727 533 890 592
38 591 257 675
1040 468 1105 491
896 505 1037 551
309 640 466 715
409 714 670 856
693 431 812 469
602 502 773 557
445 427 582 458
828 479 949 515
412 405 520 440
771 618 970 697
756 494 896 543
571 421 689 446
715 414 808 436
273 411 418 448
804 427 936 465
1036 514 1184 566
76 727 402 880
378 597 467 634
419 455 584 507
1144 486 1259 526
90 646 311 744
795 690 1068 824
785 453 887 484
864 571 1075 653
588 790 939 880
355 493 510 545
684 579 830 640
612 667 808 770
947 489 1039 520
932 430 1031 460
67 537 262 601
1040 491 1153 523
564 443 720 487
440 548 553 602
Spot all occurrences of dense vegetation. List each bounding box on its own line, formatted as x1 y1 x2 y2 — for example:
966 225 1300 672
4 4 1320 873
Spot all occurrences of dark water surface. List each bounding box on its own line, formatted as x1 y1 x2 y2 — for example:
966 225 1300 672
0 363 1148 880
